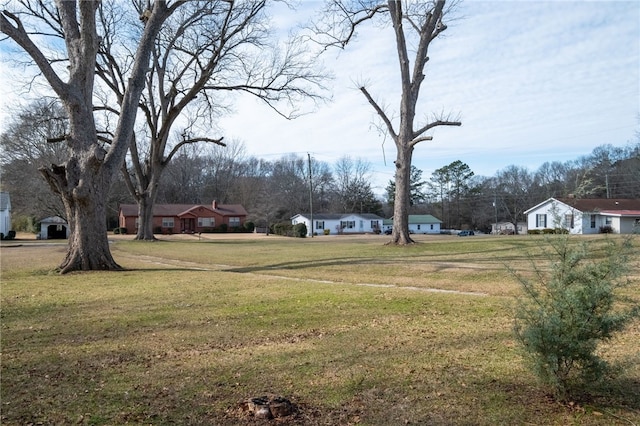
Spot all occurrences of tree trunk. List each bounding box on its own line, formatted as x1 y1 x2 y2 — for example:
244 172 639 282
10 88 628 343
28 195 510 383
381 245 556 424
41 147 122 273
59 186 120 272
135 191 157 241
389 145 414 245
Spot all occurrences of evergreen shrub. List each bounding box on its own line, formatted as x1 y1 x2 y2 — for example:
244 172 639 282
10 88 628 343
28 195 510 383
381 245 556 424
511 235 639 400
293 223 307 238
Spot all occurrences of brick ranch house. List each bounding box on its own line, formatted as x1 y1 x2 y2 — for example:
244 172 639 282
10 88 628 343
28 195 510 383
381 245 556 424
118 201 247 234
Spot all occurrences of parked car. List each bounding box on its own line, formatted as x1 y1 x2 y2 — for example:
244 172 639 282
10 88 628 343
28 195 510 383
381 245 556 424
458 230 475 236
384 229 392 235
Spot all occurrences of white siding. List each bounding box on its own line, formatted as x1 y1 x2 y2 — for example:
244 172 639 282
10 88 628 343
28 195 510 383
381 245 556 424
526 200 584 234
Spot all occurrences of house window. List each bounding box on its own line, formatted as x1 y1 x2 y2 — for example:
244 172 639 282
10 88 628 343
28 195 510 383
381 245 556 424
590 215 596 228
417 224 421 230
340 220 355 229
370 220 378 230
536 214 547 228
198 217 215 227
229 217 240 227
162 217 174 228
316 221 325 230
564 213 574 228
430 224 434 230
605 216 612 226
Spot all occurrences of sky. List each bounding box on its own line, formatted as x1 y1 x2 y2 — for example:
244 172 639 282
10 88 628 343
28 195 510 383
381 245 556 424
1 1 639 196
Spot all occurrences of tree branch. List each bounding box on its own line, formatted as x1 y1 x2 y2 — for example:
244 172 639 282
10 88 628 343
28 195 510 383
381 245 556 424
164 136 225 165
360 86 397 143
310 2 387 50
413 119 461 139
0 9 68 97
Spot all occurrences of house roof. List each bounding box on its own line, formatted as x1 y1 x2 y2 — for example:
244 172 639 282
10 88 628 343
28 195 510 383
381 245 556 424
40 216 67 224
0 192 10 211
292 213 384 221
119 202 247 217
556 198 640 212
383 214 443 225
525 197 640 215
408 214 443 224
600 210 640 217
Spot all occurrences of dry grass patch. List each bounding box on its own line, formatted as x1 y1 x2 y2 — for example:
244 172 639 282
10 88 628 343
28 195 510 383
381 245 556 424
1 235 639 425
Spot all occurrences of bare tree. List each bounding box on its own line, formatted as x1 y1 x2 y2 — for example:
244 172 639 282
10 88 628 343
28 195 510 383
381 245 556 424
494 165 535 234
330 156 376 213
0 100 69 221
313 0 461 244
96 0 327 240
1 1 182 272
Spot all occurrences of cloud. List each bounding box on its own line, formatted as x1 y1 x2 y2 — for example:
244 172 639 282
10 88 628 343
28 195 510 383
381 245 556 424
1 1 638 195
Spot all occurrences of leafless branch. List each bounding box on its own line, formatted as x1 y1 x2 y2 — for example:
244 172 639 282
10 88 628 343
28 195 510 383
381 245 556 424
360 85 397 142
165 136 225 165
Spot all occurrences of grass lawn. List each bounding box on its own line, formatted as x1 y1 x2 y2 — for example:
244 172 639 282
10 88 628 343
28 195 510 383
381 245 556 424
1 233 639 425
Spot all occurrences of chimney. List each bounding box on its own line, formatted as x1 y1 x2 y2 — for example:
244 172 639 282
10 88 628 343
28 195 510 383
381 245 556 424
212 200 217 210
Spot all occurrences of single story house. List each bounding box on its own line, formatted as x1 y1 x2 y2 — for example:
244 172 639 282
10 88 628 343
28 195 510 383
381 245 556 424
291 213 384 236
383 214 443 234
0 192 11 237
118 200 247 234
39 216 70 239
491 221 527 235
524 197 640 234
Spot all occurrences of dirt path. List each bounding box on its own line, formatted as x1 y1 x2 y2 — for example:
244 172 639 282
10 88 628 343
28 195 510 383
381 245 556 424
114 252 489 297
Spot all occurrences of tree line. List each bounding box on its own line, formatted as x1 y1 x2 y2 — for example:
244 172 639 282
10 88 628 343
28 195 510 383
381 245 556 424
2 100 638 234
1 1 461 272
392 142 640 232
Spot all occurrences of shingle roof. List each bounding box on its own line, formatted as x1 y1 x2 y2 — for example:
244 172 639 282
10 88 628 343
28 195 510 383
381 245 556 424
556 198 640 212
293 213 384 220
119 202 247 217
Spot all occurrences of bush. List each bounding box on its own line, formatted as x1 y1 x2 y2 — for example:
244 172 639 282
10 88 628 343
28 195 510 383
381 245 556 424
599 225 613 234
324 229 330 235
293 223 307 238
243 221 255 233
113 227 127 235
511 235 639 400
271 222 292 236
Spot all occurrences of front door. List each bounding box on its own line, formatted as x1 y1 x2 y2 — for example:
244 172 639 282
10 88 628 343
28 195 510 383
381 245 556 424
181 218 195 233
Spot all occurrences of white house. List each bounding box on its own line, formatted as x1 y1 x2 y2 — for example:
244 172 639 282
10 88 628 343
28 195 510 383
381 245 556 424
491 221 527 235
383 215 443 234
39 216 70 239
291 213 383 236
0 192 11 238
524 197 640 235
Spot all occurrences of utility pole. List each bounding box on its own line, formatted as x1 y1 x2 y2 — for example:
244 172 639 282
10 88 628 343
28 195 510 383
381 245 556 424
493 197 498 235
308 153 313 238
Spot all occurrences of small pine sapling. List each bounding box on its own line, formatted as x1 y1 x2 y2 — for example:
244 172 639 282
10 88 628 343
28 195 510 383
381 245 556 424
512 235 639 400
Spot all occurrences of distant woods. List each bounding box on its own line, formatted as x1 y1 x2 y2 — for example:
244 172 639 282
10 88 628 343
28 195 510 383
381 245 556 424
2 101 638 233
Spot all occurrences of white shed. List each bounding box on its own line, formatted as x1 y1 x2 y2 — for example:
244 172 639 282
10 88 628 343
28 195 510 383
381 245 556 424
39 216 70 239
0 192 11 237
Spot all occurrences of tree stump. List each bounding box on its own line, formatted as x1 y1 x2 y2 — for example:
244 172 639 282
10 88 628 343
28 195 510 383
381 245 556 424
242 395 295 419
